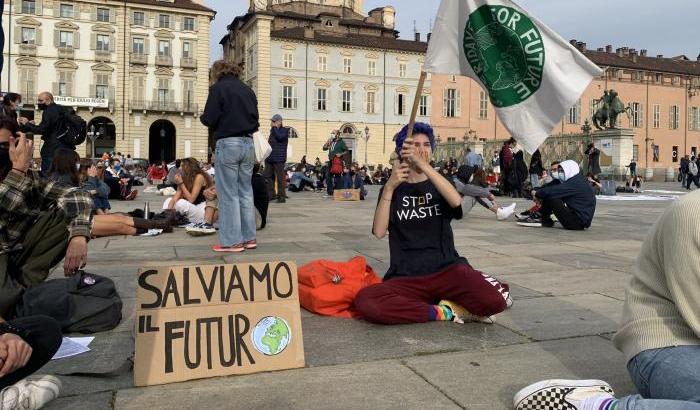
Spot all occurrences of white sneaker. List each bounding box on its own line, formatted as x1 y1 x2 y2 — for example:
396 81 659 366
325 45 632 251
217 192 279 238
497 203 517 220
514 379 614 410
1 375 62 410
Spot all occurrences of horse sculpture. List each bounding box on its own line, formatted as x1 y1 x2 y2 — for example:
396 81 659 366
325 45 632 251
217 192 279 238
592 89 632 130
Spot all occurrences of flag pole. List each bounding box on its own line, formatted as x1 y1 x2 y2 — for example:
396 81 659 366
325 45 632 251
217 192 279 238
403 70 428 157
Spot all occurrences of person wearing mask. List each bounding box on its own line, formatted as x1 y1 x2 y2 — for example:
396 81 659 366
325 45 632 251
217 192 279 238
18 92 70 176
79 159 111 214
517 160 596 230
528 149 544 189
201 60 259 253
264 114 289 203
0 93 23 121
353 122 511 325
322 130 348 197
516 161 561 221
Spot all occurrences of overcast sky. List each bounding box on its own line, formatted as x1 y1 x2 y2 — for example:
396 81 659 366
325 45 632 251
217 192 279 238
205 0 700 62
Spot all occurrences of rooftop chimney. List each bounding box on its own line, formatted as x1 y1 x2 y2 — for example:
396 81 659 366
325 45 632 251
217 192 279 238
616 48 624 57
415 32 420 42
657 54 664 59
640 49 647 57
697 54 700 62
427 33 432 42
597 47 604 52
606 45 613 53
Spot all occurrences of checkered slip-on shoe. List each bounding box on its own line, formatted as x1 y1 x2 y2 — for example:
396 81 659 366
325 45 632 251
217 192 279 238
514 379 614 410
438 300 496 324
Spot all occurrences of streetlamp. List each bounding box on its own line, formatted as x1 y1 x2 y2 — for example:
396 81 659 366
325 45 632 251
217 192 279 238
364 126 370 166
87 124 97 159
160 128 166 162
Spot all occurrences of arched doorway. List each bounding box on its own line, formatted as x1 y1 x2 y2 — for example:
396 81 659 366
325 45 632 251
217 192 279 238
86 117 116 158
340 123 357 165
149 120 176 164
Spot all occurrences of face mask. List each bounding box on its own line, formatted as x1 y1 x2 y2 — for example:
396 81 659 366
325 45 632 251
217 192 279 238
115 164 121 171
0 148 9 169
76 163 81 171
37 103 48 111
15 103 23 110
558 171 567 182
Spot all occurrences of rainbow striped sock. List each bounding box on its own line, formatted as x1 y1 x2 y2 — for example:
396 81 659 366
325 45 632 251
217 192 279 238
430 305 454 321
599 398 618 410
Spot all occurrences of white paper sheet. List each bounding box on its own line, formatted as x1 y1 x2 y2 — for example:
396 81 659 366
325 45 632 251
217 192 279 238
596 195 679 201
52 337 95 360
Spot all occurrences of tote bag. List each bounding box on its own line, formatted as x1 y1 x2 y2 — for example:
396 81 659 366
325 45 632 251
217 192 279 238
253 131 272 163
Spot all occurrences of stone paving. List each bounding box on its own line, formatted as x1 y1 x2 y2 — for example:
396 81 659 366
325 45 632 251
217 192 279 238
41 182 689 409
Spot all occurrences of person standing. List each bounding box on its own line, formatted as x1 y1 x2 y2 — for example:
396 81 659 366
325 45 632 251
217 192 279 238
628 158 637 178
0 93 22 121
528 149 544 189
680 155 689 186
585 142 601 179
499 138 515 196
322 130 348 197
263 114 289 203
18 92 70 176
201 60 259 253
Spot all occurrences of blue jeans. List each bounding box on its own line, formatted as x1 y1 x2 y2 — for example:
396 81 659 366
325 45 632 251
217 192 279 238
617 346 700 409
530 174 540 189
215 137 256 246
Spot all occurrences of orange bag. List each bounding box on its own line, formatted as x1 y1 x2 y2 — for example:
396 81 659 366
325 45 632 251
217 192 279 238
298 256 382 318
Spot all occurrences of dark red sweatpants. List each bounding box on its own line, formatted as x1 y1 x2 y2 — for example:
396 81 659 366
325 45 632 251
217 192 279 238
353 263 510 325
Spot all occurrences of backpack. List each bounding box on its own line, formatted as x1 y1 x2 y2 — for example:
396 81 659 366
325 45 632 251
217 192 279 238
57 108 88 148
298 256 381 318
330 156 344 175
689 161 699 176
14 271 123 334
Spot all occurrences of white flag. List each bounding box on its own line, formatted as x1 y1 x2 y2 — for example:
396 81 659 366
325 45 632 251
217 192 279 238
424 0 603 153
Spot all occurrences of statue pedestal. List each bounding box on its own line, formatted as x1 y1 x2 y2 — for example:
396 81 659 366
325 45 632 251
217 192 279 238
592 128 634 180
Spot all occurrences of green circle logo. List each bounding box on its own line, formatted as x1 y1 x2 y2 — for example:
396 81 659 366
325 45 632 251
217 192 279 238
463 5 545 108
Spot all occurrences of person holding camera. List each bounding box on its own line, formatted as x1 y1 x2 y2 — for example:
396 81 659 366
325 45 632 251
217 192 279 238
322 130 348 197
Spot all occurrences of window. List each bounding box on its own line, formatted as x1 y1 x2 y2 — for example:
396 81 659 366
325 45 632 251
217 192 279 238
479 91 488 119
183 17 195 31
655 73 663 84
399 63 407 78
341 90 352 112
132 38 145 54
59 31 73 47
673 146 679 163
652 144 660 162
568 99 581 124
158 79 170 105
443 88 460 118
182 41 192 58
158 40 170 56
672 76 680 86
132 77 145 103
396 92 407 116
449 75 457 83
632 71 644 82
669 105 680 130
95 73 109 98
183 79 195 109
630 102 643 128
419 95 429 117
365 91 376 114
283 52 294 69
281 85 297 109
589 98 597 119
21 27 36 44
133 12 145 26
96 34 110 51
653 104 660 128
690 106 700 131
367 60 376 76
158 14 170 29
343 58 352 74
96 8 110 22
632 144 639 162
247 48 256 74
19 68 36 98
21 0 35 14
317 55 327 72
57 71 73 96
59 4 74 18
316 88 327 111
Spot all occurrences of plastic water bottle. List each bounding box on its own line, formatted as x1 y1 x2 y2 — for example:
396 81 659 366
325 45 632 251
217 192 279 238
144 202 151 220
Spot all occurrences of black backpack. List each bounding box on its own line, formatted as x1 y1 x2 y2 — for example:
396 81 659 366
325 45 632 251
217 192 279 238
14 271 122 334
57 108 88 148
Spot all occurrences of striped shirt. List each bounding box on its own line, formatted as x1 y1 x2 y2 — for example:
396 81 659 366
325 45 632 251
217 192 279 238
0 169 92 255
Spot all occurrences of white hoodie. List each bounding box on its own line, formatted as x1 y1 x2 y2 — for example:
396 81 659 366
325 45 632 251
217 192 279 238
559 160 580 182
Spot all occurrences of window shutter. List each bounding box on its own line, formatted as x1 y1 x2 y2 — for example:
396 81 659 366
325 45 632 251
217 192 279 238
110 9 116 24
193 16 198 31
90 33 96 50
74 32 80 49
669 106 673 129
174 16 180 31
442 89 448 117
36 0 43 15
54 30 60 47
109 86 116 100
35 29 42 46
455 90 462 117
14 27 21 44
109 35 115 52
393 92 398 115
144 38 150 54
689 107 693 131
90 6 97 21
52 81 59 95
14 0 22 14
53 4 60 17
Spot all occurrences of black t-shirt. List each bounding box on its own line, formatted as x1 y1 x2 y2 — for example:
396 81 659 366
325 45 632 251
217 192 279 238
380 179 466 281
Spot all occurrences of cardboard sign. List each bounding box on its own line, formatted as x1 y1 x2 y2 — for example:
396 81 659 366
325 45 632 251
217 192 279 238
334 189 361 201
134 262 305 386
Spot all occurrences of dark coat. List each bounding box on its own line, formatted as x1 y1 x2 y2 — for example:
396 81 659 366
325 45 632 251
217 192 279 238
529 150 544 175
201 75 259 141
267 126 289 164
23 103 72 155
585 147 602 176
536 174 597 228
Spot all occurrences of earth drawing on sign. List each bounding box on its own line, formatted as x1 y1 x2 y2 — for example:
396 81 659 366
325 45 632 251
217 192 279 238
251 316 291 356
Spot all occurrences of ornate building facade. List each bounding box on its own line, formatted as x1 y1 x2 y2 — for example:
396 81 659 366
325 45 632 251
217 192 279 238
2 0 215 162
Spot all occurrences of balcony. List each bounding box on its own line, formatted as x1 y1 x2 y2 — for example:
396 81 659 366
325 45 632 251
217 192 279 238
94 49 112 62
19 43 37 56
155 55 173 67
130 100 198 113
57 46 75 59
130 53 148 65
180 57 196 69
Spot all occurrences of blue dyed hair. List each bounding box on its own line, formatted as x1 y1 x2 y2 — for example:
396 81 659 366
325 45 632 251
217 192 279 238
395 122 436 155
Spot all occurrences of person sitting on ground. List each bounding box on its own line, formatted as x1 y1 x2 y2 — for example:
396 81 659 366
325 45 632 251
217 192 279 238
79 159 111 214
517 160 596 230
517 161 561 221
587 173 602 195
104 158 137 201
159 159 181 190
186 185 219 237
513 190 700 410
453 165 516 221
147 161 168 184
289 165 315 192
163 157 210 226
0 119 91 318
353 122 511 325
47 148 80 187
630 175 643 193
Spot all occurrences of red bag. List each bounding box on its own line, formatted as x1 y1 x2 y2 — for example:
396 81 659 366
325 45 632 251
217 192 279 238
298 256 381 318
330 156 343 175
